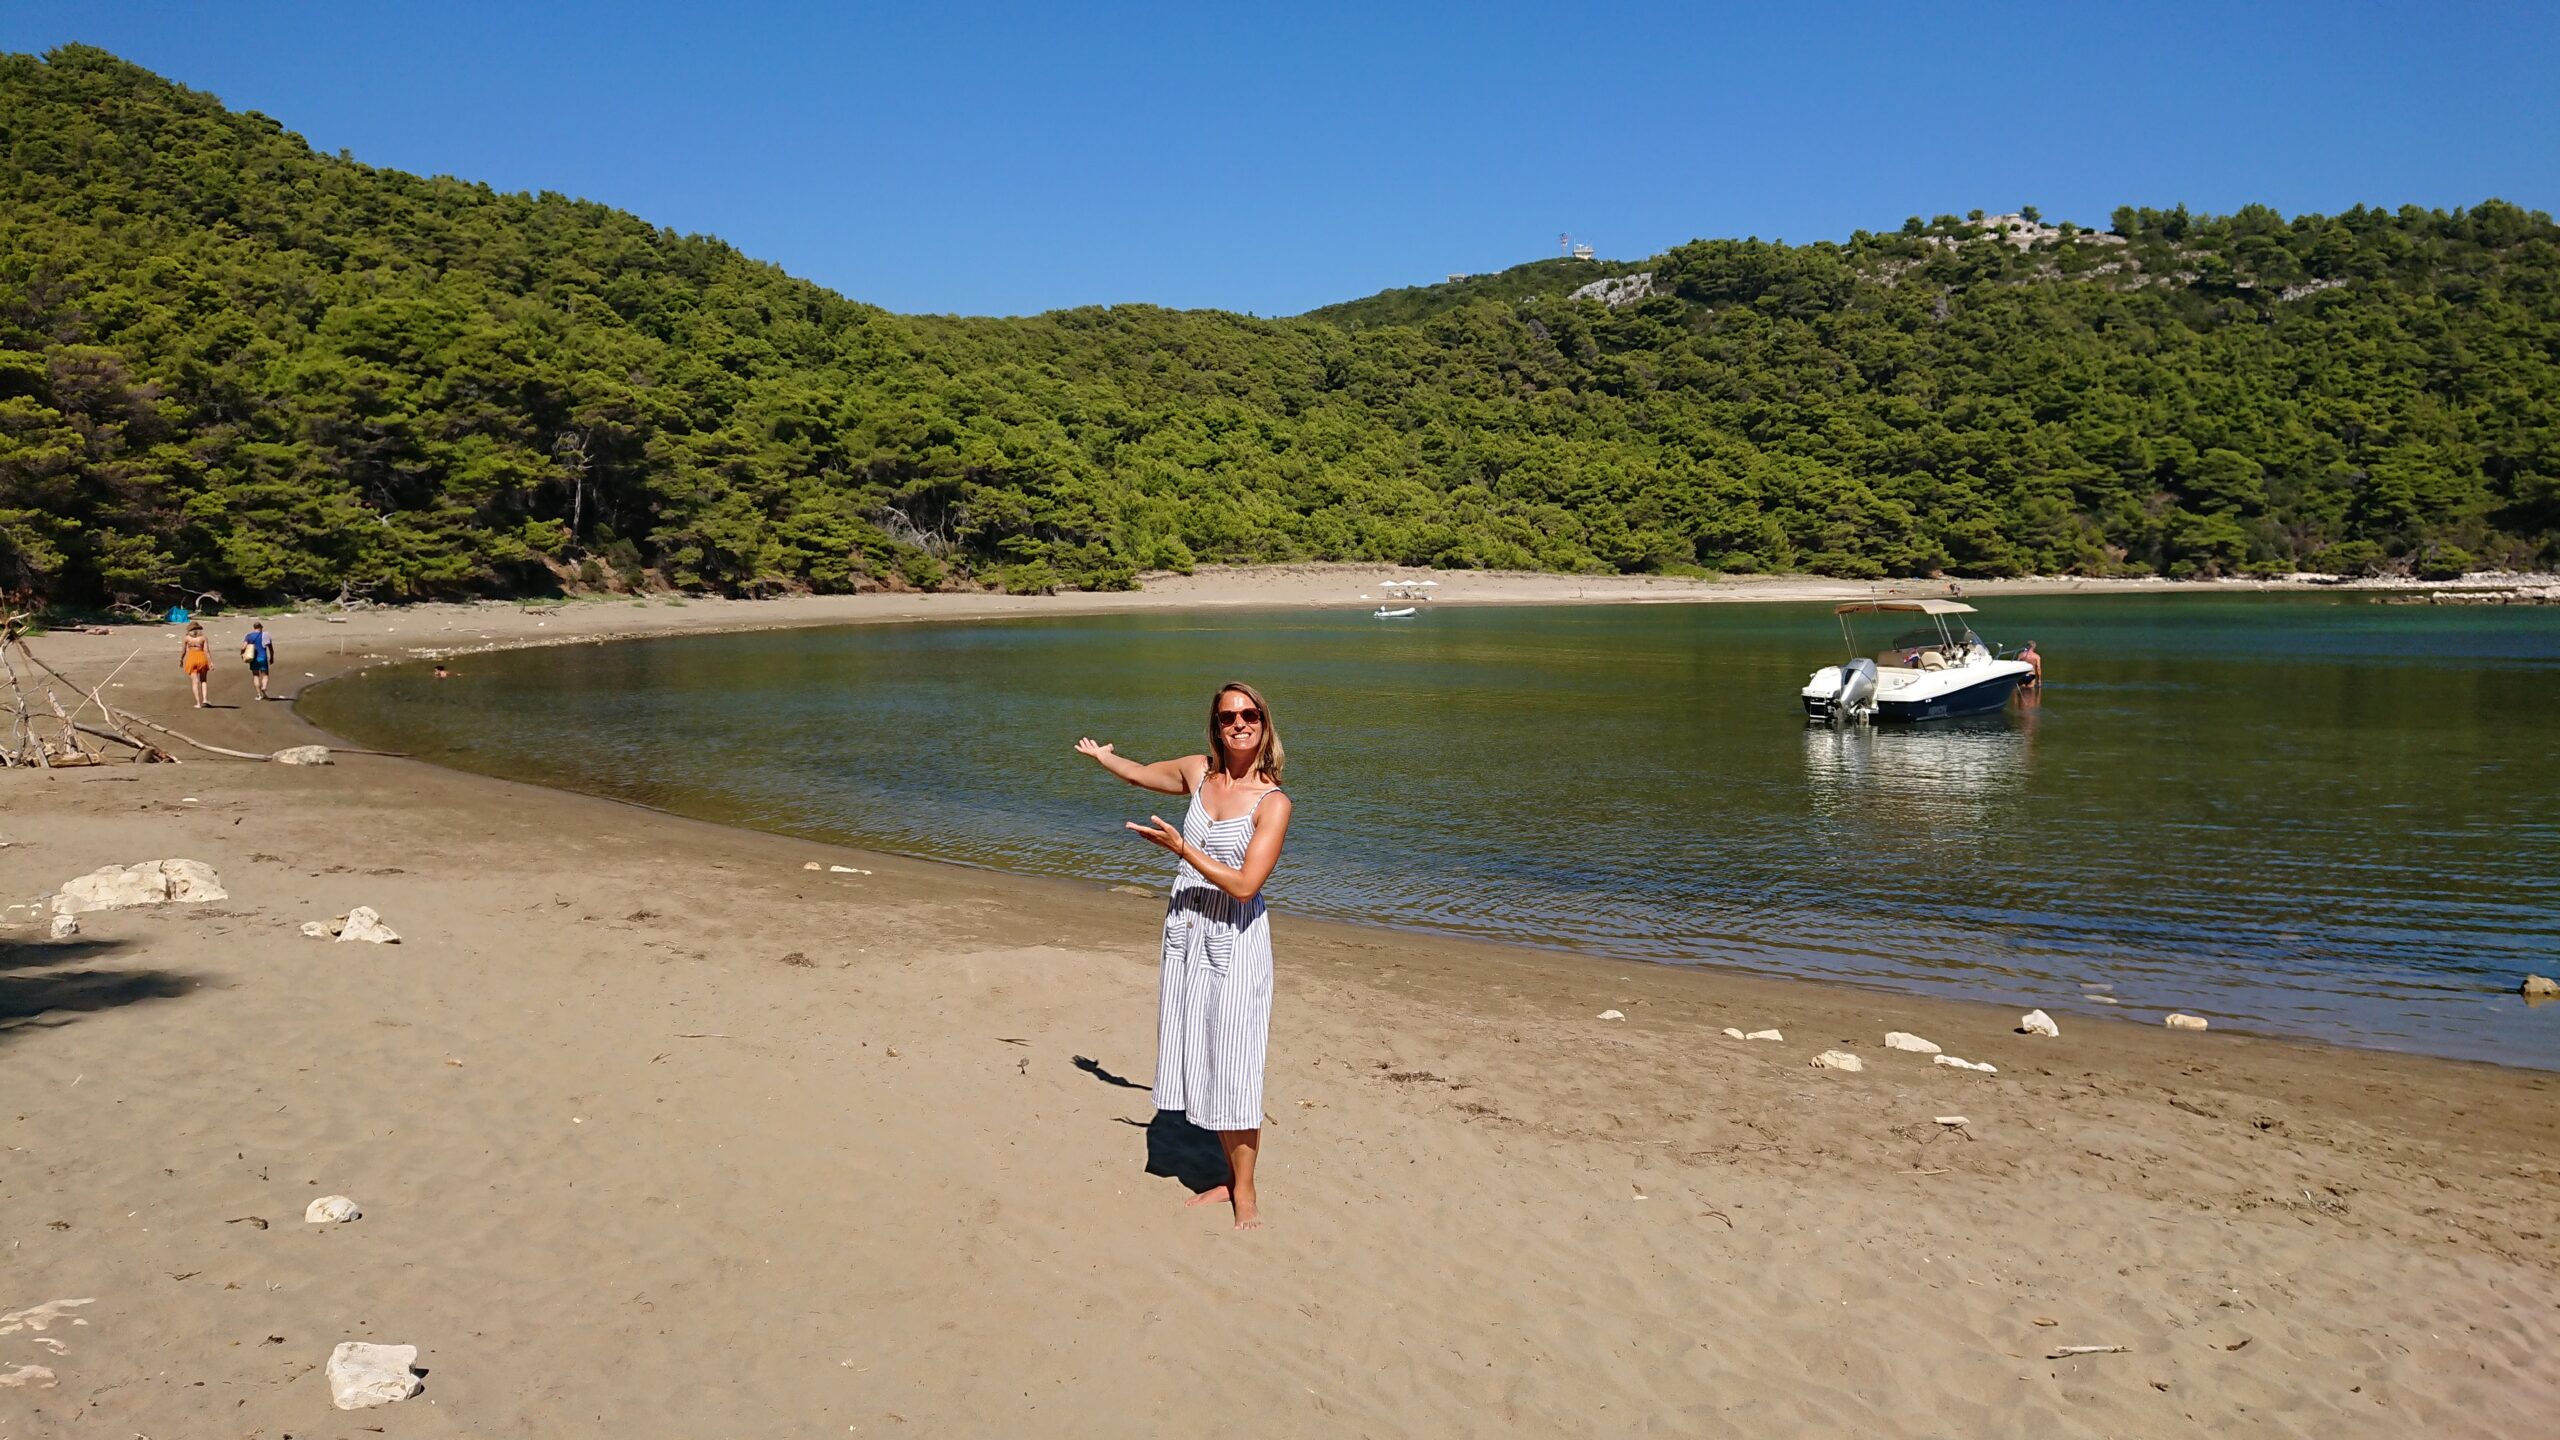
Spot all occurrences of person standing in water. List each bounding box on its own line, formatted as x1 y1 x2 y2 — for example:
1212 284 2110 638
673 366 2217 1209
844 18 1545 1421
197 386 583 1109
240 621 277 701
1075 683 1293 1231
178 621 213 708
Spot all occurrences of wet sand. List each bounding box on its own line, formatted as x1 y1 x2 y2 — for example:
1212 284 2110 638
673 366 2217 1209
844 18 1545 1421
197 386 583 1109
4 570 2555 1436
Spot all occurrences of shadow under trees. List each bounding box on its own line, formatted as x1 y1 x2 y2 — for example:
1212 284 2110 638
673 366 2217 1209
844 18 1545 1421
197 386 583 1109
0 935 202 1045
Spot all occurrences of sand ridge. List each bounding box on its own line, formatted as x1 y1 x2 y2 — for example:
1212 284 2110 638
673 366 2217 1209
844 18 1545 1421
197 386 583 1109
3 571 2556 1436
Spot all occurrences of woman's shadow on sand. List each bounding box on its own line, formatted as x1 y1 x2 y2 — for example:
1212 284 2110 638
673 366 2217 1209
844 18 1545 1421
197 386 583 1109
1077 1054 1226 1196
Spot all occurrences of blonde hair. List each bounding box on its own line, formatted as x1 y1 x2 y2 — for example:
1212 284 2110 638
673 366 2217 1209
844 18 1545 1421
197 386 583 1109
1206 682 1284 785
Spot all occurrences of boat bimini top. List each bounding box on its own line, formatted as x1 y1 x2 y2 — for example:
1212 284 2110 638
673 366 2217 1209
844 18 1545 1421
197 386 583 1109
1832 599 1977 616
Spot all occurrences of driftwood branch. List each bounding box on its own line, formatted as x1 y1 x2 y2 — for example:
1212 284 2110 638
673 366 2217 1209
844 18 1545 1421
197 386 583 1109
68 645 145 726
71 720 176 762
99 704 404 761
5 628 403 764
98 705 273 760
10 636 157 760
30 662 103 764
0 637 40 768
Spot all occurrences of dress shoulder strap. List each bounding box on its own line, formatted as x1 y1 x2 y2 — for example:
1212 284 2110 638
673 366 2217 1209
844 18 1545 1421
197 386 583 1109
1247 786 1283 818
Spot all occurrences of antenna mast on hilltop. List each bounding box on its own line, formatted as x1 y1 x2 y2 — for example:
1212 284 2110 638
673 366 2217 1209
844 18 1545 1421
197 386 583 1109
1558 232 1572 257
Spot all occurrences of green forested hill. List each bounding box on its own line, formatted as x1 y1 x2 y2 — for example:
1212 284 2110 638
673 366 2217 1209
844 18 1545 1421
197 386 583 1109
3 46 2555 607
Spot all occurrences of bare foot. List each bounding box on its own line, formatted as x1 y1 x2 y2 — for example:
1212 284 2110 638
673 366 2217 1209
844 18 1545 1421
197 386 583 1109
1184 1185 1231 1209
1231 1189 1263 1231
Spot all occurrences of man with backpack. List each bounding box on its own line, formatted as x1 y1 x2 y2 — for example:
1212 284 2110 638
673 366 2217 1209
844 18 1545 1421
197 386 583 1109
241 621 278 701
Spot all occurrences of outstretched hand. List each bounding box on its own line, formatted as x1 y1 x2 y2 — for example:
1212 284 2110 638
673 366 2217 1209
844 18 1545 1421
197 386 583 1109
1075 737 1116 762
1125 815 1185 856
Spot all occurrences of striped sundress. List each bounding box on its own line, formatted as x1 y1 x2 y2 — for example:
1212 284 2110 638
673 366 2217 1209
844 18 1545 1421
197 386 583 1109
1154 784 1280 1132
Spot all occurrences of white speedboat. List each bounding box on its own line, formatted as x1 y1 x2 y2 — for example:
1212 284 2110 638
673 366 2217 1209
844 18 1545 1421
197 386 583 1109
1374 606 1417 619
1802 600 2033 723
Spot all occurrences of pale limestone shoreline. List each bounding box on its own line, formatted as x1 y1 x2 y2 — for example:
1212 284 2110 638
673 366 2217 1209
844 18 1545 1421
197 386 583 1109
33 562 2464 677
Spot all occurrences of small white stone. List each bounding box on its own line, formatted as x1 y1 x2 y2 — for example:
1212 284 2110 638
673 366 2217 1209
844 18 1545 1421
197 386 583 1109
1746 1029 1783 1042
1597 1009 1626 1021
48 913 80 940
1934 1116 1969 1127
1811 1050 1864 1072
326 1342 420 1410
300 920 334 938
305 1195 360 1224
1721 1027 1746 1039
1933 1055 1998 1073
2522 975 2559 999
270 745 333 766
2164 1013 2209 1030
2017 1009 2059 1037
334 907 400 944
1884 1031 1942 1054
802 861 822 871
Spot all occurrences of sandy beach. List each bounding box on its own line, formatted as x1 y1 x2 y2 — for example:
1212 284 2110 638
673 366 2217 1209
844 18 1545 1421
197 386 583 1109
4 568 2556 1437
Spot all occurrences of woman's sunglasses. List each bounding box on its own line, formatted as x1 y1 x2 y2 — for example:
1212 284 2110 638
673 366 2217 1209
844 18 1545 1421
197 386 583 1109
1217 707 1264 727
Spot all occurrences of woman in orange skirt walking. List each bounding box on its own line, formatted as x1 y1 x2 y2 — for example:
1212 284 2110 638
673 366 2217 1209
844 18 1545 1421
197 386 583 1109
179 621 213 707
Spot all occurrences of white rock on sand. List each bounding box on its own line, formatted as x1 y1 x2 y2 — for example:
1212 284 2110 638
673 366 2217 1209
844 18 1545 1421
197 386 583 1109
305 1195 361 1224
326 1342 420 1410
2017 1009 2060 1037
49 859 227 915
1597 1009 1626 1021
1745 1029 1783 1042
2164 1013 2210 1030
335 907 401 944
48 914 79 940
299 920 334 938
1884 1031 1942 1054
1934 1055 1998 1073
1721 1027 1746 1039
271 745 333 765
1811 1050 1864 1072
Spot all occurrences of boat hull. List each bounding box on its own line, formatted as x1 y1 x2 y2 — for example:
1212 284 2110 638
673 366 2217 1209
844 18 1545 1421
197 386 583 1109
1871 670 2024 722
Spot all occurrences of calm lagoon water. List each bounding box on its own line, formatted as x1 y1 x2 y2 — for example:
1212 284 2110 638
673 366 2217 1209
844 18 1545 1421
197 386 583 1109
303 595 2560 1067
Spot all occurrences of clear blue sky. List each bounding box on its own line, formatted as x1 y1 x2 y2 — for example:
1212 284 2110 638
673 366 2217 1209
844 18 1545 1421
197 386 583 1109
5 1 2555 317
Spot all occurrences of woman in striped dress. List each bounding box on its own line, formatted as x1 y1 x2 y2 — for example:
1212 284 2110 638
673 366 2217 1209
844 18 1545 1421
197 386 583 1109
1075 682 1293 1230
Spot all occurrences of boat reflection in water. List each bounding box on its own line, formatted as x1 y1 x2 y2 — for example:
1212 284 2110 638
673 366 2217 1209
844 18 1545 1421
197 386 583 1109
1801 713 2034 838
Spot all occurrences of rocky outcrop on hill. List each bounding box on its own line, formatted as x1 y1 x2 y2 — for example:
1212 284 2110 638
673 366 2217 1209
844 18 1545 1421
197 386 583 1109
1567 271 1655 307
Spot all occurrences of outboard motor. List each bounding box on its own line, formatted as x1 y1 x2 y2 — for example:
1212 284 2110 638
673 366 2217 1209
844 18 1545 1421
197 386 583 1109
1805 657 1880 723
1836 657 1878 720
